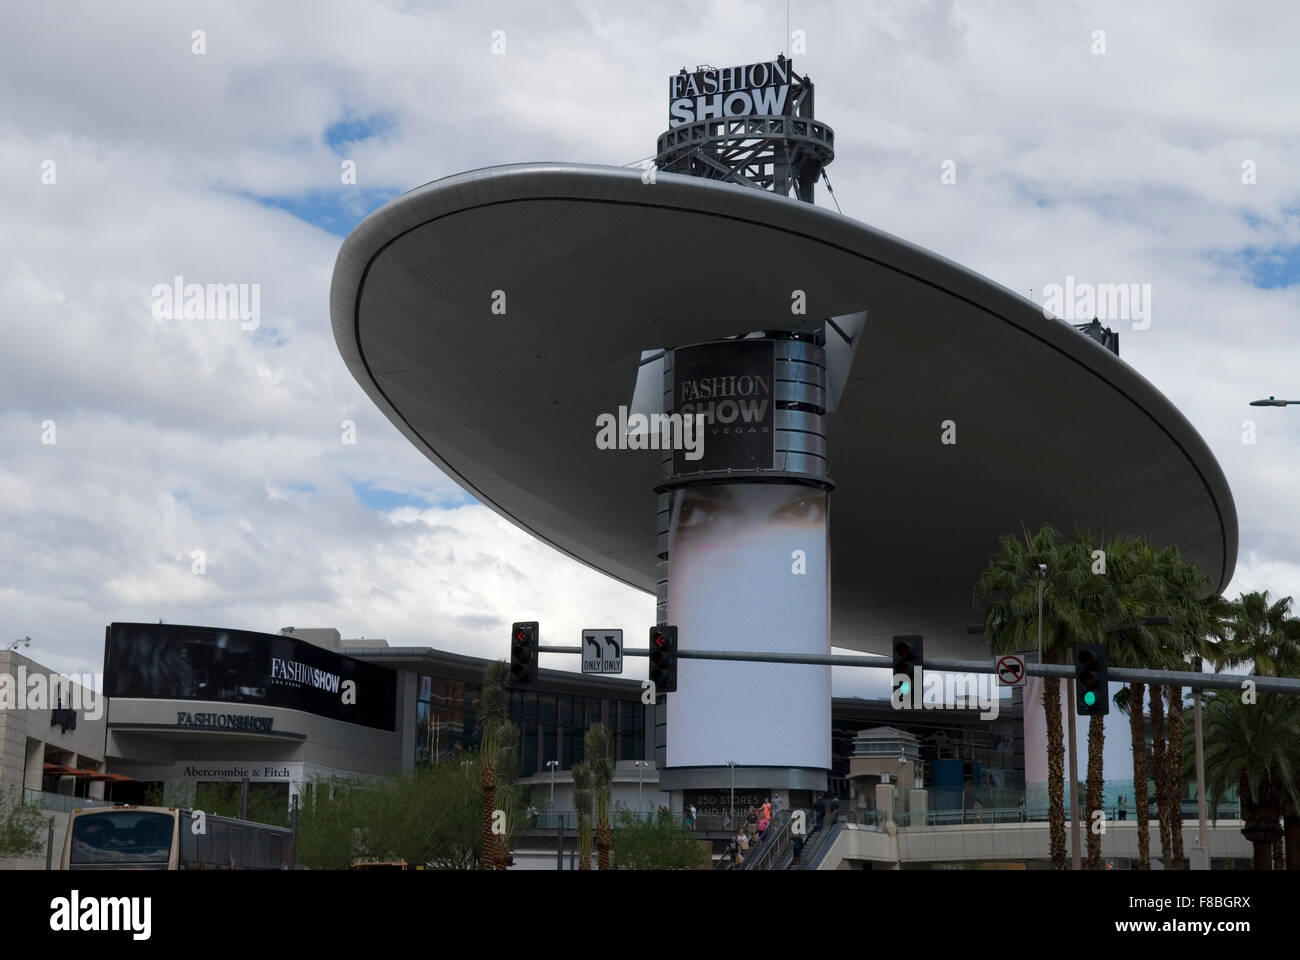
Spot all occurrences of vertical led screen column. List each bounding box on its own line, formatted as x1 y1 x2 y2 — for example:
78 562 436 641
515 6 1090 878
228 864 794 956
665 482 830 769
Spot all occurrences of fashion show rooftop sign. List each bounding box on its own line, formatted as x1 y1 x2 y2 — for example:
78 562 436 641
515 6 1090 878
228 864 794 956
668 58 793 127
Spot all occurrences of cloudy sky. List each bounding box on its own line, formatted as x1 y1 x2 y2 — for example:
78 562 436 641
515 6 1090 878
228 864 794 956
3 0 1298 735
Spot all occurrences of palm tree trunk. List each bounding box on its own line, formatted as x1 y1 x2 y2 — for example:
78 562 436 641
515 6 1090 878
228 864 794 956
1285 815 1300 871
1085 713 1105 869
1043 676 1067 869
1240 772 1280 871
578 815 592 870
596 787 612 870
1251 840 1272 870
596 824 612 870
1128 682 1151 868
480 740 499 871
480 780 498 870
1149 685 1171 865
1166 687 1186 869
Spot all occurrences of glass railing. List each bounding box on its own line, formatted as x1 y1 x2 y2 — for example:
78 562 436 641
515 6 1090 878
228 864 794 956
848 788 1242 828
23 789 114 813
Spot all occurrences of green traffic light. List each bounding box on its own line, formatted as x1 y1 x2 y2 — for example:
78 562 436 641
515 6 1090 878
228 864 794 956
1083 691 1096 706
900 680 911 695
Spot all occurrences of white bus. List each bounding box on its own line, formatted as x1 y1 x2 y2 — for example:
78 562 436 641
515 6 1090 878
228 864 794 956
61 805 294 870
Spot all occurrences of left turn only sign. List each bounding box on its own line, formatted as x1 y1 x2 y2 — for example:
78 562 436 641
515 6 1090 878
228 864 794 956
582 629 623 674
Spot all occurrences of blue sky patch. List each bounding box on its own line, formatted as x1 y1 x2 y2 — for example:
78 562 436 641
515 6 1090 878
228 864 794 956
324 113 397 151
1212 243 1300 290
243 188 396 237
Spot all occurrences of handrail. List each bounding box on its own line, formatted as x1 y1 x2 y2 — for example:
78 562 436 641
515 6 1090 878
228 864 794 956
802 818 847 871
737 808 793 870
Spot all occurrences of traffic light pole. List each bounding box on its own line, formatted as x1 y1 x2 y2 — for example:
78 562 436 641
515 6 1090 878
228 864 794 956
1067 680 1082 871
536 645 1300 693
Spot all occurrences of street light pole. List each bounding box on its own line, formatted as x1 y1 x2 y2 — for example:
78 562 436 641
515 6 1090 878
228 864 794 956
727 760 739 830
1036 565 1045 664
546 759 560 871
1067 678 1082 870
1193 656 1208 857
633 760 647 813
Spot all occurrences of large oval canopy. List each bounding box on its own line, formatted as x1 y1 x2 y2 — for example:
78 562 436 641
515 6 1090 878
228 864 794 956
331 163 1236 658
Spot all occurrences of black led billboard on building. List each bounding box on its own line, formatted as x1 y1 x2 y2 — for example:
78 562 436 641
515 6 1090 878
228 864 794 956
104 622 396 731
673 339 775 474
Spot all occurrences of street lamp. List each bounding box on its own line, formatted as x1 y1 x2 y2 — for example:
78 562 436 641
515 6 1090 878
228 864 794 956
546 759 559 808
1036 564 1046 663
633 760 649 813
1250 396 1299 406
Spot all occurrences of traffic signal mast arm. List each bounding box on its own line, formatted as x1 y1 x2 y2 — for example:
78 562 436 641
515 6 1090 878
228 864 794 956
533 644 1300 694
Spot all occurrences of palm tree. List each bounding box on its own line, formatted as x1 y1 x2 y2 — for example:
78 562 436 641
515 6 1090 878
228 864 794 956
1213 590 1300 867
478 723 499 870
1061 530 1129 870
572 762 594 870
1159 554 1232 869
1105 538 1168 870
1219 591 1300 677
492 720 520 870
585 723 614 870
1113 684 1151 868
975 523 1098 869
1126 544 1201 869
1201 692 1300 869
478 661 511 870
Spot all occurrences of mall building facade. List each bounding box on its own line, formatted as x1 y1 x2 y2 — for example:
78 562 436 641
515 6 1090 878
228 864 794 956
3 622 1027 868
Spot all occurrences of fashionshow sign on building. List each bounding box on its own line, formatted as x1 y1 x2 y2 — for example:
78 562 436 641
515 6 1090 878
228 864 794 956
104 622 396 730
673 340 775 473
668 58 794 127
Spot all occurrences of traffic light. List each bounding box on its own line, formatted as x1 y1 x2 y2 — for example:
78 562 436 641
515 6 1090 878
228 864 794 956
510 621 538 684
892 635 923 701
1074 642 1109 715
648 624 678 693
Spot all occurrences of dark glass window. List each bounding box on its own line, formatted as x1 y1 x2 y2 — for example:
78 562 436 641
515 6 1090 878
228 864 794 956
542 726 557 769
538 694 556 726
521 723 538 777
619 700 639 760
416 700 431 766
464 683 480 749
562 727 584 768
